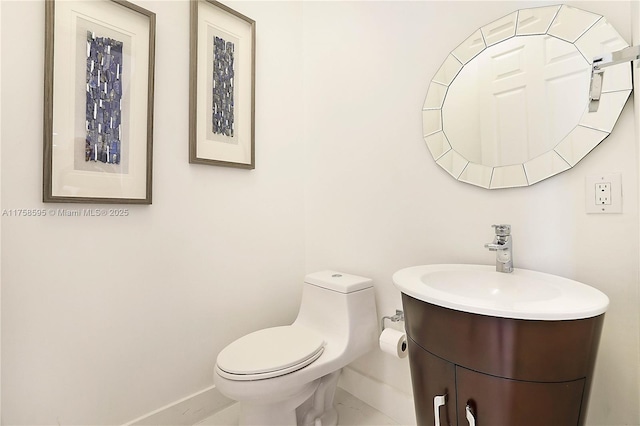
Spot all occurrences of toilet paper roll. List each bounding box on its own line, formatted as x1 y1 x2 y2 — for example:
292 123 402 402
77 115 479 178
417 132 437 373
379 328 408 358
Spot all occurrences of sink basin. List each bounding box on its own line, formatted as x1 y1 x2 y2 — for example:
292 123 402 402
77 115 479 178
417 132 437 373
393 264 609 320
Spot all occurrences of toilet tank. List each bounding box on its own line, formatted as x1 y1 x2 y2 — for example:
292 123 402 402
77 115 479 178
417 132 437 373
304 270 373 294
294 271 378 362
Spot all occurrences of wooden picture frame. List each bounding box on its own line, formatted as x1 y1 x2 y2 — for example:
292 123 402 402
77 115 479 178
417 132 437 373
44 0 155 204
189 0 255 169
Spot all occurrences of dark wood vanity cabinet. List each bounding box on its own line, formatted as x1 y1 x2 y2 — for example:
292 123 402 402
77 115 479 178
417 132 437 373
402 294 605 426
408 343 456 425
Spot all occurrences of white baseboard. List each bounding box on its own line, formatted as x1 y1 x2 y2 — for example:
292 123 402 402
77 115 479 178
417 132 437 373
122 368 415 426
338 367 417 425
123 385 234 426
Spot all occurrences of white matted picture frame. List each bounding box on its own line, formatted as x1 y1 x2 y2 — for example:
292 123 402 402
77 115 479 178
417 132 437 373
189 0 255 169
44 0 155 204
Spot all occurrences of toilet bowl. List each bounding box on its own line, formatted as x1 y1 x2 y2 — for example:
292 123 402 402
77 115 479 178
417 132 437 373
213 270 378 426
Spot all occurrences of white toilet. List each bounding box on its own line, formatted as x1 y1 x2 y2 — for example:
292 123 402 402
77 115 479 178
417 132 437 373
213 270 378 426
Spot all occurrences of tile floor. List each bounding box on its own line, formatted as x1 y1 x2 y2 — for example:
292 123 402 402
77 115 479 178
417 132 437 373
197 388 400 426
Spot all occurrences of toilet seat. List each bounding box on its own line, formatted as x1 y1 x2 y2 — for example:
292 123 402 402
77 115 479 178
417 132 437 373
216 325 325 381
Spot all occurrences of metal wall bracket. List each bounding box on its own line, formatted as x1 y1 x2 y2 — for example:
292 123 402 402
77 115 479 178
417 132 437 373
381 309 404 331
589 45 640 112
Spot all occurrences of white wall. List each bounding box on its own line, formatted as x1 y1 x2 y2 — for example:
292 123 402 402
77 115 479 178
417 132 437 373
635 0 640 418
302 1 640 425
0 0 3 420
2 1 640 425
1 1 305 424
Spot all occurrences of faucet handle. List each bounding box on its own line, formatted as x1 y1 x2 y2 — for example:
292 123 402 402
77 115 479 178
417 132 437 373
491 224 511 236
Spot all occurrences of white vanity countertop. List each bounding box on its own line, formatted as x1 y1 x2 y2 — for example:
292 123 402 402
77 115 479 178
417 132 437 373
393 264 609 321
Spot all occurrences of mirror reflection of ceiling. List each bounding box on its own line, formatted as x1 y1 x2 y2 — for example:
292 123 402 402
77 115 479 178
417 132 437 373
423 5 632 189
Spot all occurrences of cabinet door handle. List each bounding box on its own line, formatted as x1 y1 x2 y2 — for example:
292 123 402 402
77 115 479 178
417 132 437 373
433 394 447 426
466 404 476 426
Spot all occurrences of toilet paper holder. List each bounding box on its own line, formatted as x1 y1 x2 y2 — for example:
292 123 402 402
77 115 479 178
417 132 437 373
381 310 404 331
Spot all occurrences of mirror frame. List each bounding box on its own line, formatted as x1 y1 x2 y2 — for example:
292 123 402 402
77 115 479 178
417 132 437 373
423 5 632 189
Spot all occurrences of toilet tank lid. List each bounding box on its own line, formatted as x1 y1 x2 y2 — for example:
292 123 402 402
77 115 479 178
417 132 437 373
304 270 373 293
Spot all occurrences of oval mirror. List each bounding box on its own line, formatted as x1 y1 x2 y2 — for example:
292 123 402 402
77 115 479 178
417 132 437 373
423 5 632 189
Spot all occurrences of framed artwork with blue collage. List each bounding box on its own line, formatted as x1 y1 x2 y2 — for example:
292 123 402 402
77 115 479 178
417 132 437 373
190 0 255 169
44 0 155 203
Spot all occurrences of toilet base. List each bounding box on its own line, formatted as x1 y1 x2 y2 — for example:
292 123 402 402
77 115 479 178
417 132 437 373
237 379 319 426
304 406 338 426
298 370 341 426
233 369 343 426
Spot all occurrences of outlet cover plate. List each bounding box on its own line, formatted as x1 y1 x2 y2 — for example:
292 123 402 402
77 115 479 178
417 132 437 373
586 173 622 214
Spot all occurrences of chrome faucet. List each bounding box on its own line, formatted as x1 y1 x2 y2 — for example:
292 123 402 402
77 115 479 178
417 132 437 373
484 224 513 273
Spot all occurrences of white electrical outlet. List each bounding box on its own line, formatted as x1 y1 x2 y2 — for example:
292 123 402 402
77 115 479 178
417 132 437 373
595 182 611 205
586 174 622 213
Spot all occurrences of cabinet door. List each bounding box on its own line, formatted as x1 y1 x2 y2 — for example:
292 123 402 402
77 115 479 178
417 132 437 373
407 337 457 426
456 366 585 426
